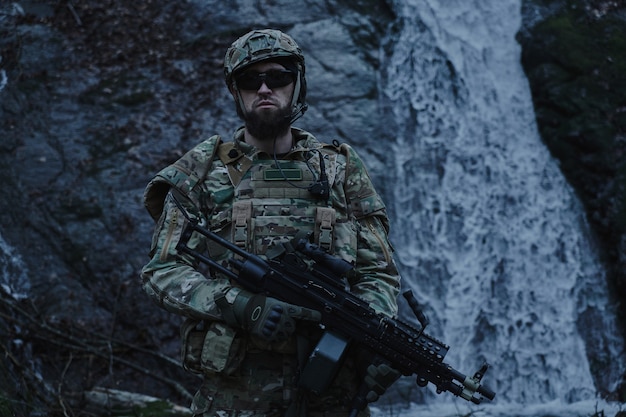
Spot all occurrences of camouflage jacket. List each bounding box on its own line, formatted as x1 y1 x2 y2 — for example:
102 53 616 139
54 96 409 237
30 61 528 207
141 127 400 374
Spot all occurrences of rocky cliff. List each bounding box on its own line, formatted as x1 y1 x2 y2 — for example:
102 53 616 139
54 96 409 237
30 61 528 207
0 1 397 414
0 0 624 415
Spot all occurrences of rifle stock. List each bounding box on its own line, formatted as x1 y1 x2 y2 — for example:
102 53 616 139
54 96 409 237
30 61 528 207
175 219 496 413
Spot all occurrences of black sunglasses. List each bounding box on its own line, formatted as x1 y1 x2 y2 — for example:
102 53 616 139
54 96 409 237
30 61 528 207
235 69 296 91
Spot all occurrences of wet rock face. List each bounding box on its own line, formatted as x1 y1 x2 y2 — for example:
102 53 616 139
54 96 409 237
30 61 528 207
519 0 626 399
0 0 395 412
519 0 626 304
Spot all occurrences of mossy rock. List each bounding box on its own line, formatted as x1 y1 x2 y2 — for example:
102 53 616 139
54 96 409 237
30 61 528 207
521 1 626 302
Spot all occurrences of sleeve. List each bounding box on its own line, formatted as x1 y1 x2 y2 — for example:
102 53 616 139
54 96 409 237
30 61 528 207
141 190 235 321
352 215 400 317
341 145 401 317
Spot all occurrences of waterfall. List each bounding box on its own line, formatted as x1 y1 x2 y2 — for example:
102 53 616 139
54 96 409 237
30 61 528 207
378 0 625 414
0 70 7 92
0 232 30 301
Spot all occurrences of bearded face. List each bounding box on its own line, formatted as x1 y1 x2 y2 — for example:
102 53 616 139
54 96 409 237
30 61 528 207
243 98 292 142
233 61 296 143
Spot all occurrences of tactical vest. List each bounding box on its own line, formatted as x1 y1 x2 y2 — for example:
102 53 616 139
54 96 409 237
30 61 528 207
211 146 351 263
144 131 379 268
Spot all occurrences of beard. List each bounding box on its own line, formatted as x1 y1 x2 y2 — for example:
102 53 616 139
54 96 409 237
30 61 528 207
243 102 292 142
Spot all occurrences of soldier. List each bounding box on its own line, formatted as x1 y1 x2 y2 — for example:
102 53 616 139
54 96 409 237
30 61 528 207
141 29 401 416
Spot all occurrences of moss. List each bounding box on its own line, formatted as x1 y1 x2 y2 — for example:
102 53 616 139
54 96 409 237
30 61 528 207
522 2 626 217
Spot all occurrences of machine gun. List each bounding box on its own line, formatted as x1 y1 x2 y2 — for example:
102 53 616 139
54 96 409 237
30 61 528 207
175 218 496 415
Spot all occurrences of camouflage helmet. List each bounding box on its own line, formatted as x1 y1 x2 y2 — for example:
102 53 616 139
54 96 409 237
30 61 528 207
224 29 308 123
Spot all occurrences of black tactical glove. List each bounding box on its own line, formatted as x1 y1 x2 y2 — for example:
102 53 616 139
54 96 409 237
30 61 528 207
363 362 402 402
218 290 321 342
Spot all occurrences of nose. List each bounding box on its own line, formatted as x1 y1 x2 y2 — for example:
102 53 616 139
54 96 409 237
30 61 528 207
258 81 272 93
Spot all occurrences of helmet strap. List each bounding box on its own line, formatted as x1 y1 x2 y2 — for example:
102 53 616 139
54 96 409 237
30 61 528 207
288 73 307 124
232 81 247 120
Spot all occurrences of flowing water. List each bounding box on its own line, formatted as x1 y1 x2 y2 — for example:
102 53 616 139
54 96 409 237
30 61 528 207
0 232 30 301
378 0 625 415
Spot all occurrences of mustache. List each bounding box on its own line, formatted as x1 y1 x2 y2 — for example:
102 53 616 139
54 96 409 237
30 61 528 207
254 97 278 106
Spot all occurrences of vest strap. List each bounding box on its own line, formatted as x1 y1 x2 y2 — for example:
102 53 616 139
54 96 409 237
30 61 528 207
217 141 253 188
315 207 336 253
232 200 252 249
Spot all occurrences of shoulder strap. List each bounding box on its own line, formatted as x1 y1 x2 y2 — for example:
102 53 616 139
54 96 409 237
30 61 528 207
216 142 253 188
144 135 223 221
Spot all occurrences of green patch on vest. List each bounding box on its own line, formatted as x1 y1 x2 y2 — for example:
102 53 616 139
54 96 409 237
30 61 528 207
263 168 303 181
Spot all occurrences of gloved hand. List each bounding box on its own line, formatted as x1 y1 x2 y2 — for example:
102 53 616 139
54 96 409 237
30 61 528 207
363 362 402 403
219 290 321 342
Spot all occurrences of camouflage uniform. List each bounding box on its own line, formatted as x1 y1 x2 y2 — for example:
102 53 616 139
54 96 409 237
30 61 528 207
142 126 401 416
